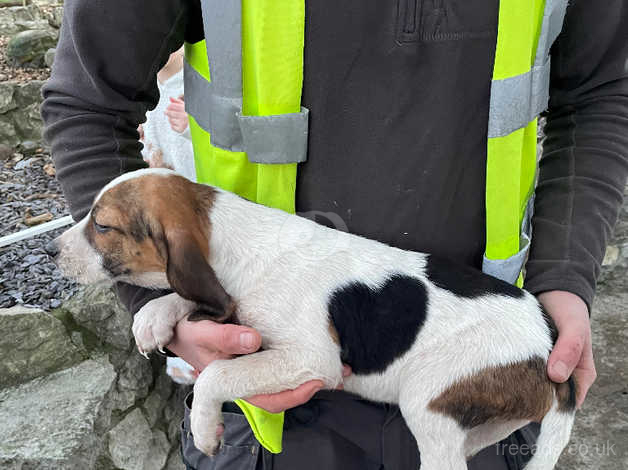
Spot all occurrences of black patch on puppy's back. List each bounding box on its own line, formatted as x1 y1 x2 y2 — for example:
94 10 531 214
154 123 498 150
425 255 524 299
328 275 428 375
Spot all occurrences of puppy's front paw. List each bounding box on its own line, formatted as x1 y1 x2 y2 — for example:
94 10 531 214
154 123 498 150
132 303 176 356
190 405 223 456
131 293 198 356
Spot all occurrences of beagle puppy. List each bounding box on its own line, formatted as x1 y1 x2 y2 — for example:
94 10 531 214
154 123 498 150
50 169 575 470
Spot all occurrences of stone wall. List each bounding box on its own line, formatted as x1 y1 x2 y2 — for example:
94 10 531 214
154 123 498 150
0 286 187 470
0 1 63 147
0 79 45 146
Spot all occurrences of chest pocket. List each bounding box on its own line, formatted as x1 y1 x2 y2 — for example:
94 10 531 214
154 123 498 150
397 0 498 43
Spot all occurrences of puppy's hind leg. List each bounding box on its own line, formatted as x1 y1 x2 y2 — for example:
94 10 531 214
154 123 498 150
400 403 469 470
190 349 340 456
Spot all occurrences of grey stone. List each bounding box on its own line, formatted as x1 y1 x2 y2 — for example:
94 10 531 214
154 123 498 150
44 47 55 67
144 430 171 470
155 365 175 401
0 82 17 114
0 6 44 36
18 139 39 155
14 80 45 106
0 357 117 469
142 388 164 427
108 408 170 470
0 120 19 147
62 284 133 351
166 386 187 444
111 350 153 412
45 5 64 29
13 102 44 142
6 29 58 67
164 449 186 470
0 305 86 388
0 143 14 161
14 156 35 170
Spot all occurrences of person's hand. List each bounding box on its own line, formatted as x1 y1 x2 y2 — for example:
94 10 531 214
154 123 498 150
137 123 144 141
538 290 596 408
165 96 189 133
166 317 340 413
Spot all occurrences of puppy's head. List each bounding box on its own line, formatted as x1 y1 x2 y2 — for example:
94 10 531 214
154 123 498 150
50 169 234 320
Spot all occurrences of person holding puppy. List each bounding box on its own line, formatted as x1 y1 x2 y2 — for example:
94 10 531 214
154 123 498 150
42 1 628 469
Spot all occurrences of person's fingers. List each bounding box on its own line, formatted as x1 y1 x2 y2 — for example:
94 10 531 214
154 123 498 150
165 108 186 118
547 323 586 383
245 380 325 414
166 101 185 113
573 336 597 408
191 322 262 355
165 106 185 116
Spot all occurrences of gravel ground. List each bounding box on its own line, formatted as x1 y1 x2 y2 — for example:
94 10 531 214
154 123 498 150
0 149 78 309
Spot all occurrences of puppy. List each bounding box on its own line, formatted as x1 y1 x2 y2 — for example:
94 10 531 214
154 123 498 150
50 169 575 470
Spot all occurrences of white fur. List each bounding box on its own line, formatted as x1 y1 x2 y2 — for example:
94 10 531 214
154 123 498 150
55 171 573 468
133 292 197 356
54 216 110 284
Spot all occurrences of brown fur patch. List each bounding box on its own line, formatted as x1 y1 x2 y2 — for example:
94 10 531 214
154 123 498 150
328 322 340 345
428 356 555 429
556 376 577 412
88 174 215 277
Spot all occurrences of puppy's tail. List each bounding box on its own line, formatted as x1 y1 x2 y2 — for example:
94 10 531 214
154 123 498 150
524 377 577 470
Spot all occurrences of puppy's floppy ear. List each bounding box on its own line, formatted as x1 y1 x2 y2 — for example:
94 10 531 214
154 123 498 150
162 229 235 321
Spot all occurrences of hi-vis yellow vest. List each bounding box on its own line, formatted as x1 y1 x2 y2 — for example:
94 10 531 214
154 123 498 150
183 0 568 455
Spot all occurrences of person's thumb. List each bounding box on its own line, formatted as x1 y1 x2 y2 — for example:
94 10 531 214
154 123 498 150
547 328 585 383
203 323 261 355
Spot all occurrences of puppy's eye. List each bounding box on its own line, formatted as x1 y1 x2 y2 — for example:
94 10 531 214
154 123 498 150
94 221 112 234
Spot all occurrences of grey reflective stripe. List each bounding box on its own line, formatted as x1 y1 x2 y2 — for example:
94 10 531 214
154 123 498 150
534 0 569 68
482 195 535 284
238 107 309 164
183 60 211 131
184 0 309 163
487 0 568 138
199 0 243 150
487 60 550 138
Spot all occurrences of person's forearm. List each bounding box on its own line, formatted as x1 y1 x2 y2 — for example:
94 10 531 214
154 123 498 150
524 0 628 308
42 0 190 219
42 0 193 311
525 97 628 308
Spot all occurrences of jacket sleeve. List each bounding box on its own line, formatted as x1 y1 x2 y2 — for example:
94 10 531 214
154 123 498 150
41 0 201 314
524 0 628 310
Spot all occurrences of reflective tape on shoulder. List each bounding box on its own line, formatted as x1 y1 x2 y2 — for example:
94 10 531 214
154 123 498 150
488 0 568 138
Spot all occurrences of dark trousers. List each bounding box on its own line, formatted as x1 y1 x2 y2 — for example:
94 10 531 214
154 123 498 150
181 392 540 470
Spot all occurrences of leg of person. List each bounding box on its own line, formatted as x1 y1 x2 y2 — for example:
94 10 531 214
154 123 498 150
468 423 541 470
272 390 391 470
181 390 390 470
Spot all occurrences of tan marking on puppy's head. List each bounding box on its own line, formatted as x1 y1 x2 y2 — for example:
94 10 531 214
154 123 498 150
428 356 556 429
328 322 340 345
56 170 235 321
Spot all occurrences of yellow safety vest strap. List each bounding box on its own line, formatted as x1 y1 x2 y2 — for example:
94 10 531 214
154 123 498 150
185 0 307 453
484 0 567 286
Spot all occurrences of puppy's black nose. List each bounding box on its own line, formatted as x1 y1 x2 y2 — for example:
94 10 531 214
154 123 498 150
45 240 59 258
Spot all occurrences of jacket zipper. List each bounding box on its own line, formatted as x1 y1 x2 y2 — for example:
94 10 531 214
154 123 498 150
403 0 418 33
